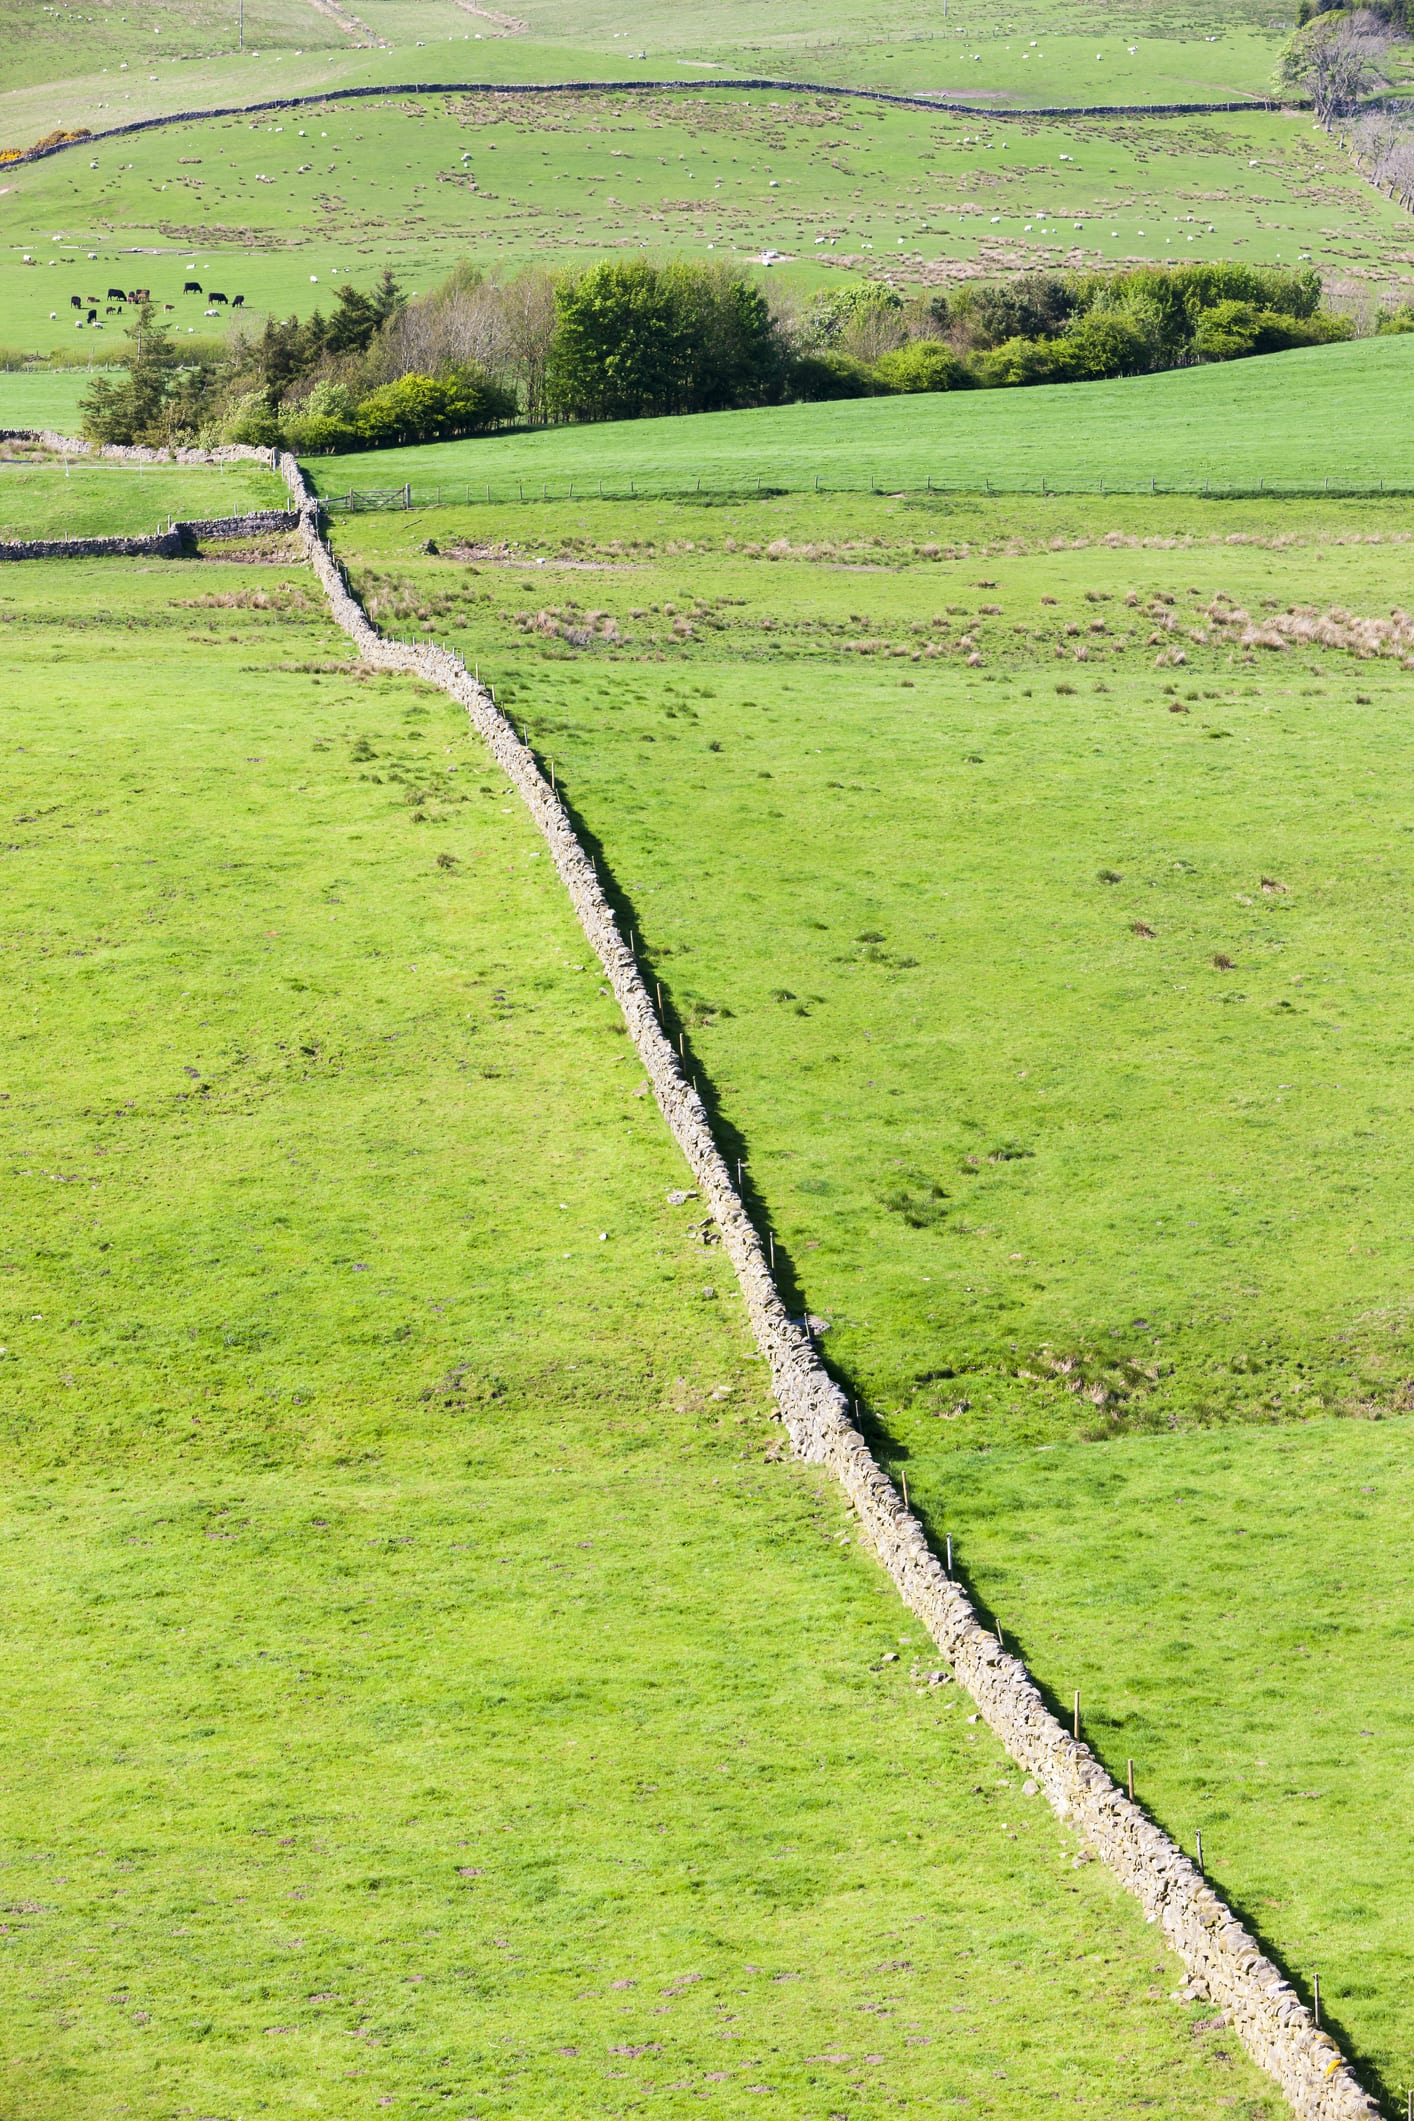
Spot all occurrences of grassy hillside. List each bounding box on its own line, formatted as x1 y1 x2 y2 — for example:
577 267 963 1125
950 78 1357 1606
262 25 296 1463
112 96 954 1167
313 333 1414 498
0 0 1292 113
0 457 286 536
325 484 1414 2106
3 91 1409 356
0 41 652 146
0 551 1282 2120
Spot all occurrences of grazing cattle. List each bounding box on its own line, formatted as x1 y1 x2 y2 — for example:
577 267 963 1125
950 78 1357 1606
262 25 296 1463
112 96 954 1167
86 308 98 324
107 286 125 300
207 290 228 304
164 302 174 311
231 293 245 308
183 279 202 294
70 293 82 307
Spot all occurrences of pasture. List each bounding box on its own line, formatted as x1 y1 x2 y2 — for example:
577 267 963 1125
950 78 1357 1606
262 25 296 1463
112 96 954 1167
0 367 109 435
312 333 1414 498
0 0 1291 117
3 0 1413 2085
3 92 1410 355
323 482 1414 2107
0 455 286 536
0 552 1286 2119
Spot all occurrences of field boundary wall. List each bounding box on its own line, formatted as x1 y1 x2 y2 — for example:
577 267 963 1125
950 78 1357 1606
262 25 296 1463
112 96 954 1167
3 80 1296 168
0 508 298 561
3 430 1377 2119
0 432 277 465
261 444 1377 2121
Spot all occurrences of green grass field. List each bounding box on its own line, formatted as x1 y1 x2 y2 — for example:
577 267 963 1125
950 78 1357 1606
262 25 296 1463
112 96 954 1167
0 0 1293 117
923 1418 1414 2106
3 90 1409 356
0 368 111 436
321 483 1414 2107
0 457 286 536
0 552 1287 2119
309 333 1414 499
6 0 1414 2104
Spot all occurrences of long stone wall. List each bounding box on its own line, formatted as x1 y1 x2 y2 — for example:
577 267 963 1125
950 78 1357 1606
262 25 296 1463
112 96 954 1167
1 83 1295 172
271 447 1378 2121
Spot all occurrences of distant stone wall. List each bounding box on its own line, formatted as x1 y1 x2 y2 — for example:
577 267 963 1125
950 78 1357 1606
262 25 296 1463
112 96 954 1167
0 528 183 561
0 431 277 467
0 509 297 562
276 444 1377 2120
0 81 1296 174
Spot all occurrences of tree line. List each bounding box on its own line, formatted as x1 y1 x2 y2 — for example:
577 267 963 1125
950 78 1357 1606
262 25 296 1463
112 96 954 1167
1279 0 1414 249
81 255 1362 453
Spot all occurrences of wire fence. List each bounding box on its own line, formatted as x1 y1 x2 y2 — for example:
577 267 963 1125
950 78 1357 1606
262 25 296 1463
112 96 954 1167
318 472 1414 511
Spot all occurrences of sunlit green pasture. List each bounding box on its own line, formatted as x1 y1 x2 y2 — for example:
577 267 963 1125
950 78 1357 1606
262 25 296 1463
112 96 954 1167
0 553 1281 2120
0 0 1292 118
0 367 108 434
326 485 1414 2107
0 455 285 535
311 333 1414 500
921 1416 1414 2113
3 90 1407 356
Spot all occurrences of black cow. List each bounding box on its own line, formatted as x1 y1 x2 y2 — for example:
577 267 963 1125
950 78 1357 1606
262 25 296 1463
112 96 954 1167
207 290 227 304
183 279 202 294
86 308 97 324
231 293 245 308
164 302 174 311
107 286 125 300
70 293 82 308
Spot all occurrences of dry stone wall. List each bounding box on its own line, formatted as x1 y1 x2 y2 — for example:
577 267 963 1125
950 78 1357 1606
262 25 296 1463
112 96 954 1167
8 438 1355 2121
0 528 183 561
0 510 297 562
0 82 1290 174
276 446 1380 2121
0 435 289 562
0 433 276 467
177 511 299 537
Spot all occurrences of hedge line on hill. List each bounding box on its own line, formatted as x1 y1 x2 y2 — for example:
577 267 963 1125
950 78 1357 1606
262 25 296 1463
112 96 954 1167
80 257 1359 453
